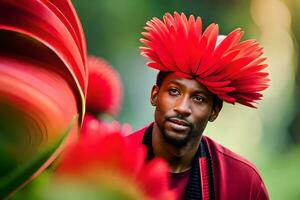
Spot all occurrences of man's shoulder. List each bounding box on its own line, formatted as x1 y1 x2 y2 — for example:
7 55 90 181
203 136 263 180
203 136 269 199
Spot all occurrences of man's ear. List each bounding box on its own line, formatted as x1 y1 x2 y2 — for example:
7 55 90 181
150 85 159 106
209 104 221 122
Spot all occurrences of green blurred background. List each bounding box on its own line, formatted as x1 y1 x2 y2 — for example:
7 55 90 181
14 0 300 199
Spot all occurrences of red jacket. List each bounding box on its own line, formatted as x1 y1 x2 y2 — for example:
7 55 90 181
127 124 269 200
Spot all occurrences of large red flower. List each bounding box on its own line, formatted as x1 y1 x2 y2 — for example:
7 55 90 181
86 56 123 116
55 130 175 200
0 0 87 197
140 12 269 108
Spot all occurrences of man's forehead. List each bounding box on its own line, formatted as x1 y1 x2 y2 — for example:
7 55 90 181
163 73 211 94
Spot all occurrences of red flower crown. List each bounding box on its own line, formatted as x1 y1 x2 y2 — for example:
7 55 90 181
140 12 269 108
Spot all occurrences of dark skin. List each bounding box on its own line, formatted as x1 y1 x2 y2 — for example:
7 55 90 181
150 73 221 173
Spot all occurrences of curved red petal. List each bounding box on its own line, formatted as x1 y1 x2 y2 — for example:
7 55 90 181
0 0 87 105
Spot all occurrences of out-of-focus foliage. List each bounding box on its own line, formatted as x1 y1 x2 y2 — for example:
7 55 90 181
286 0 300 145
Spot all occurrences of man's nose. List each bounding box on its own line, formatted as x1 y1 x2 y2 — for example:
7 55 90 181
174 96 192 116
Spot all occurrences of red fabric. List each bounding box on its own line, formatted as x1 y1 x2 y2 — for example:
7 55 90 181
200 158 209 200
126 124 269 200
170 170 191 200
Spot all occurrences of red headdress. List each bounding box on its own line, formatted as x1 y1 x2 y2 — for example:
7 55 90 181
140 12 269 108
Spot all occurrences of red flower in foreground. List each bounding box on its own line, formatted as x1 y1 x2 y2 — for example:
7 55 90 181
55 131 175 200
80 113 132 137
0 0 87 198
140 12 269 108
86 56 123 116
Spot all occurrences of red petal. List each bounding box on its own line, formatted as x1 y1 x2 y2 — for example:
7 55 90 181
0 1 87 98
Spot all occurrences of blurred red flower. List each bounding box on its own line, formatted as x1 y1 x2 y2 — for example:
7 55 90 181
86 56 123 116
55 130 175 200
81 113 132 137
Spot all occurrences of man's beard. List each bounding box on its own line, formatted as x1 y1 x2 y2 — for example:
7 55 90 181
159 125 194 148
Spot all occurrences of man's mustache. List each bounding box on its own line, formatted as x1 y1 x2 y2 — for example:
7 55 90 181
165 115 192 127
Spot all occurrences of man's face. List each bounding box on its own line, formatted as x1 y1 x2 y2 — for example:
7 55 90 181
151 73 220 147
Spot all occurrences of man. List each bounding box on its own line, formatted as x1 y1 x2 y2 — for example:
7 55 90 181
127 12 269 200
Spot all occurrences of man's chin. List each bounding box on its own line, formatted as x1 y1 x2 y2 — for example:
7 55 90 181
161 131 190 147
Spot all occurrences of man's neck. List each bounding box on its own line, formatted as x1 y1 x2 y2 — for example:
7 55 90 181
152 123 201 173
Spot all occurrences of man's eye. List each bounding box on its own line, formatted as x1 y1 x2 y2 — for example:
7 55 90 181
168 88 180 96
193 96 204 103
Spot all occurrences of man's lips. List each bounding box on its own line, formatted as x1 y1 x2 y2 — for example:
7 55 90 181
167 117 191 127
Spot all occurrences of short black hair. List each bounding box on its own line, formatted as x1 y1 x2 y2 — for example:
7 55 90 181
155 71 223 109
156 71 171 87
